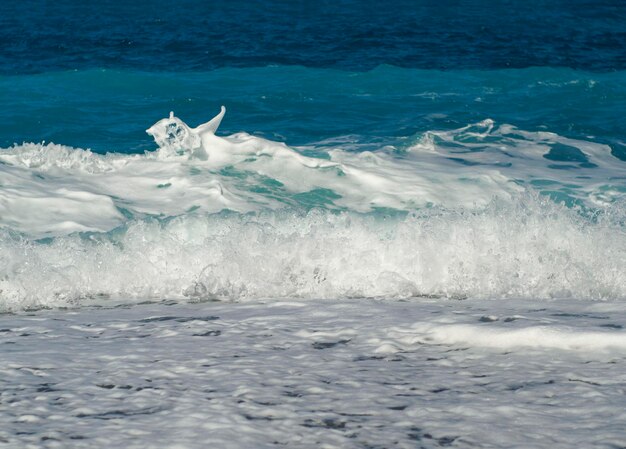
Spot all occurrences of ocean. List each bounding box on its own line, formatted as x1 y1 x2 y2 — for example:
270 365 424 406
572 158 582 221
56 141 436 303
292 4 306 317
1 1 625 447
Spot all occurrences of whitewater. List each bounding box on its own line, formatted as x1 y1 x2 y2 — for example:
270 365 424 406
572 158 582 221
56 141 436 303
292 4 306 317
0 107 624 311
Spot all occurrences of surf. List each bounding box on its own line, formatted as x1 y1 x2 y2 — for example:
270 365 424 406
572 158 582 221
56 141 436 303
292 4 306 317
1 109 625 310
1 109 624 237
1 194 625 312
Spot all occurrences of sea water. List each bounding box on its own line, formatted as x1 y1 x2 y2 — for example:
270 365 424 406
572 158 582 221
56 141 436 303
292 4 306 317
1 1 625 447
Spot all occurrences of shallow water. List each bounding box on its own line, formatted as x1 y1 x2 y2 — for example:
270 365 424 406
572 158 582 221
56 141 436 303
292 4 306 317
2 298 626 448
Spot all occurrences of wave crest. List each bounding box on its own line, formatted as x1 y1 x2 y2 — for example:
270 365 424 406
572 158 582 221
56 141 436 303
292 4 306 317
2 118 624 237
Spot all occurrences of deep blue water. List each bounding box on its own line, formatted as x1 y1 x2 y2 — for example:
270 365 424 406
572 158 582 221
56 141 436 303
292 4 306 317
2 0 626 73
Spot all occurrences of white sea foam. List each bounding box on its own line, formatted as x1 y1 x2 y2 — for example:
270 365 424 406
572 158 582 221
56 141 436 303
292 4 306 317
0 196 624 311
376 322 626 352
2 299 626 448
410 119 625 205
1 114 623 237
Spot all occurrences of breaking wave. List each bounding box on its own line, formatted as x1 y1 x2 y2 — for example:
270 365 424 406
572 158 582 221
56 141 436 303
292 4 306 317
1 196 625 311
0 113 625 310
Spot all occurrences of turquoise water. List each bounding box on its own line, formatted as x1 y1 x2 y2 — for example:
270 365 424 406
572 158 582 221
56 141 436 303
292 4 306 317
2 66 625 155
3 0 625 73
